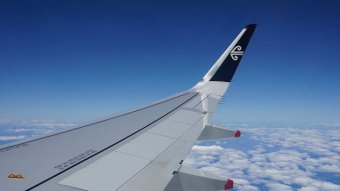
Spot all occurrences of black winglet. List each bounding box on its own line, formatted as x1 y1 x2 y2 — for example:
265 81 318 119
209 24 256 82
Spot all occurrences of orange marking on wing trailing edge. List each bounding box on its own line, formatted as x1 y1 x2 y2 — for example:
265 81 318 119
8 173 25 179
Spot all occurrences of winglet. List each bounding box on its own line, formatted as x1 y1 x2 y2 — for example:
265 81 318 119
202 24 256 83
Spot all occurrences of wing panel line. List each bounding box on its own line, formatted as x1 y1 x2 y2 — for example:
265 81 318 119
25 92 199 191
0 92 190 152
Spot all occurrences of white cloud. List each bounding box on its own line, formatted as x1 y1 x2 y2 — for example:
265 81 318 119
0 119 79 144
184 126 340 190
192 145 224 152
6 128 54 134
298 186 319 191
0 135 26 141
266 182 293 191
237 184 260 191
0 119 78 129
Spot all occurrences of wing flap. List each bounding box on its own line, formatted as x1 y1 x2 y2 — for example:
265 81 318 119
116 118 205 191
197 125 241 141
165 172 226 191
165 165 233 191
148 120 191 139
168 109 202 125
59 151 150 191
116 133 175 160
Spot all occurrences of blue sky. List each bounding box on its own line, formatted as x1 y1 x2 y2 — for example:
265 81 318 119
1 0 340 124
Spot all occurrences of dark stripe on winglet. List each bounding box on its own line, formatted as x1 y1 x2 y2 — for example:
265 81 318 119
210 24 256 82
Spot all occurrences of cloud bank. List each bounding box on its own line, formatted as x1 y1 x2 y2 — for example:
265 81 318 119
185 127 340 191
0 119 78 144
1 120 339 190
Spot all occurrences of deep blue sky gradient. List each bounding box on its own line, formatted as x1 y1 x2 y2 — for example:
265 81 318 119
1 0 340 124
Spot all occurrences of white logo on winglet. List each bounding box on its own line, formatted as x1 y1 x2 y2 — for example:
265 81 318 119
230 45 244 61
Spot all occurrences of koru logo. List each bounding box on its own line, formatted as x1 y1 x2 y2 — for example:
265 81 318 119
230 45 244 61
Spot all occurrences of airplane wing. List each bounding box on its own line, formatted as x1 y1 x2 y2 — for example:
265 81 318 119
0 24 256 191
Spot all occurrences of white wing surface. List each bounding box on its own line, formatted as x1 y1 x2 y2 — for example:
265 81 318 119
0 24 256 191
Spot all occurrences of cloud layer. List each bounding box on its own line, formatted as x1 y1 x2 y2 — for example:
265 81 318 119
0 119 78 145
185 127 340 191
1 120 339 190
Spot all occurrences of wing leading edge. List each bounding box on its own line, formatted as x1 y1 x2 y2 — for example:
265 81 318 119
0 24 256 191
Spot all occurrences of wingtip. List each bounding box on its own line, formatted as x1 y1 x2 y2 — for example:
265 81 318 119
245 24 257 29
